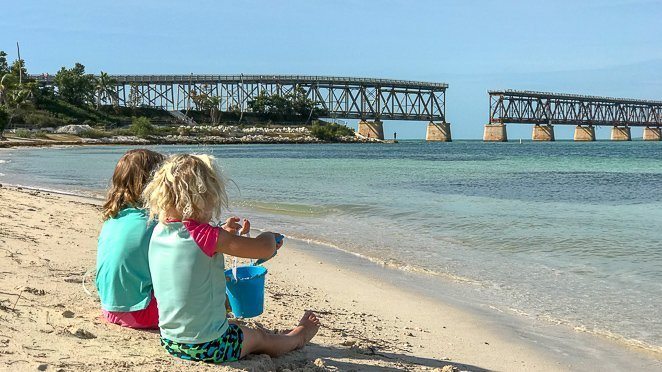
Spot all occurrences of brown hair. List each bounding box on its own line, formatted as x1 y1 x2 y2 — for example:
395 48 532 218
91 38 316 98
102 149 165 220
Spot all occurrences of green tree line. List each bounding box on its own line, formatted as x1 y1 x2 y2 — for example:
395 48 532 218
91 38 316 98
0 49 350 141
247 86 328 121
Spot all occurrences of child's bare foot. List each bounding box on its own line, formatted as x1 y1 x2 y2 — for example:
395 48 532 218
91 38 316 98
288 311 320 348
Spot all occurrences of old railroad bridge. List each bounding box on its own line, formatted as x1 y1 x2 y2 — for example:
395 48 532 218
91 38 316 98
33 74 662 141
33 74 451 141
485 90 662 141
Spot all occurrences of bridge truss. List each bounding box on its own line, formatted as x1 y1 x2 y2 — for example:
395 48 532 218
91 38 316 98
489 90 662 127
33 74 448 122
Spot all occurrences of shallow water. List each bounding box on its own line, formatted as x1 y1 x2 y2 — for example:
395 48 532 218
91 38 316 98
1 140 660 353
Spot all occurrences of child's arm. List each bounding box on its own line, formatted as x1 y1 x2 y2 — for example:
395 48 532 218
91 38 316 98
216 229 282 259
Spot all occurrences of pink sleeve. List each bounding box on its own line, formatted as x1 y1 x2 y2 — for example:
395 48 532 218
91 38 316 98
182 221 220 257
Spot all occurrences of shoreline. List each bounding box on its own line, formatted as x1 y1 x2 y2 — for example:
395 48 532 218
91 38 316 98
0 186 660 371
287 234 662 366
4 182 662 355
0 137 373 149
0 124 383 148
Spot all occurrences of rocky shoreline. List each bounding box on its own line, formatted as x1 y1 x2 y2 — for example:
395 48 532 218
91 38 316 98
0 124 381 148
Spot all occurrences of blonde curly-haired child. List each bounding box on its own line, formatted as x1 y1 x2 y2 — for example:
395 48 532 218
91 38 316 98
144 154 320 363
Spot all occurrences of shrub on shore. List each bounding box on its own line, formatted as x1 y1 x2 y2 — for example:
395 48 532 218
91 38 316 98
130 117 154 138
310 123 354 141
152 126 178 136
14 129 32 138
79 128 109 139
23 111 69 128
12 129 49 139
36 97 115 126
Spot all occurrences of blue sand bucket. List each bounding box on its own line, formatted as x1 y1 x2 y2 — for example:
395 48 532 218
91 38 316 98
225 265 268 318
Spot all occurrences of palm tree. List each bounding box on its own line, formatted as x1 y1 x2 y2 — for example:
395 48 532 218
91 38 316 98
0 74 10 106
9 85 32 105
95 71 118 109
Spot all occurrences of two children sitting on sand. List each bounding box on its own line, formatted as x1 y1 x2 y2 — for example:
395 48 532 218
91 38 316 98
95 149 319 363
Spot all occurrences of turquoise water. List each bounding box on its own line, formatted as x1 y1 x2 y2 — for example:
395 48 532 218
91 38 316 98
1 141 661 352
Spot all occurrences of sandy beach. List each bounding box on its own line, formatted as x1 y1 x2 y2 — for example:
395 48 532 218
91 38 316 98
0 186 659 371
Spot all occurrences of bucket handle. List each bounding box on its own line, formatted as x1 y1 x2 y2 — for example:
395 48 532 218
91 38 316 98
231 229 251 281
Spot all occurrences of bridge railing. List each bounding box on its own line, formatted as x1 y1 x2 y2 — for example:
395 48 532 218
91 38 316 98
490 89 662 105
31 74 448 90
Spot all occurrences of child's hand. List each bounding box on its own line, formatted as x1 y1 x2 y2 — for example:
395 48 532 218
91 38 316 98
274 233 284 250
222 216 242 234
258 232 284 250
239 219 251 236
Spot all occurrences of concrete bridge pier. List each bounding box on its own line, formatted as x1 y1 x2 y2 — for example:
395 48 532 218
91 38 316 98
426 122 452 142
642 127 661 141
611 126 631 141
483 123 507 142
358 119 384 140
532 124 555 141
574 126 596 141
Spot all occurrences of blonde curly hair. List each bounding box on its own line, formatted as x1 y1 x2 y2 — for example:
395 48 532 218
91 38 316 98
143 154 229 223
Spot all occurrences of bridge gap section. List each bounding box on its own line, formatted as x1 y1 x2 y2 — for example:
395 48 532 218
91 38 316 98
643 127 662 141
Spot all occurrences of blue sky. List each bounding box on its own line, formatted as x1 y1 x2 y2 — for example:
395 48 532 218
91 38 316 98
1 0 661 139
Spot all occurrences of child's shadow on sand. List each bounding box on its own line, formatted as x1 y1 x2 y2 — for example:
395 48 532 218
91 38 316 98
131 327 487 371
227 343 488 372
310 344 488 372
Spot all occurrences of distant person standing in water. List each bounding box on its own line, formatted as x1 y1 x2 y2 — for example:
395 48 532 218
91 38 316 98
394 132 397 140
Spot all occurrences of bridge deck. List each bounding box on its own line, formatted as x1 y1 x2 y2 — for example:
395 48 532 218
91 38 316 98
489 90 662 105
33 74 449 90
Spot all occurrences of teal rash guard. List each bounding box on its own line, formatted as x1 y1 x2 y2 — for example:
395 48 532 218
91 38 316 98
96 207 156 312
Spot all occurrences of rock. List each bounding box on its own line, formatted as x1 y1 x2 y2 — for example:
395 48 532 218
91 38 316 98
54 125 94 135
71 328 96 339
37 364 48 371
62 310 75 318
24 287 46 296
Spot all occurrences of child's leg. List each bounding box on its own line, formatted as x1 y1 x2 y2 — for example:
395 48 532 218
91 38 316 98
240 311 320 358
